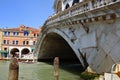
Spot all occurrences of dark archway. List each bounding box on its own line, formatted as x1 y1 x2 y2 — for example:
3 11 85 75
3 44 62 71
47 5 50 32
72 0 79 6
10 48 19 55
38 33 80 64
65 3 70 9
21 48 30 55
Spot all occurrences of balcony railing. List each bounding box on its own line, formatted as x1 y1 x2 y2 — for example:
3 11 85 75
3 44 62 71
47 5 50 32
45 0 119 26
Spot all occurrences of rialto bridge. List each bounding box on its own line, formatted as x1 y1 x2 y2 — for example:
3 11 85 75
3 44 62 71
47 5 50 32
35 0 120 74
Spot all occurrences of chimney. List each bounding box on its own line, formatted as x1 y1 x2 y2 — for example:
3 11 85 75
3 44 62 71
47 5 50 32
20 24 25 31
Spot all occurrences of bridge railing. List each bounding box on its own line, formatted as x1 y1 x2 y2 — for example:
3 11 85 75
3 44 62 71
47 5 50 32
44 0 119 26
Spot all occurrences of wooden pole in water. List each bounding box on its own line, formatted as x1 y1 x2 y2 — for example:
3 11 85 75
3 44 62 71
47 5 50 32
54 57 59 80
8 57 19 80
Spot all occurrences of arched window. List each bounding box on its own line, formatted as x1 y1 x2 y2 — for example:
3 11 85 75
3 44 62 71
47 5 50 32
65 3 70 9
72 0 79 6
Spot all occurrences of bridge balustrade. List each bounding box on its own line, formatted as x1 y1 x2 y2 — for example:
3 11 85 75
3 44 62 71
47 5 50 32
45 0 119 27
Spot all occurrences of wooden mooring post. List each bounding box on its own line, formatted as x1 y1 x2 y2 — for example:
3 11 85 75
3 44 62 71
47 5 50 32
54 57 59 80
8 57 19 80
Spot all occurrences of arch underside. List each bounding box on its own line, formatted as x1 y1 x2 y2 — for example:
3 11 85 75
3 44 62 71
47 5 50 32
21 48 30 55
10 48 19 55
38 32 80 64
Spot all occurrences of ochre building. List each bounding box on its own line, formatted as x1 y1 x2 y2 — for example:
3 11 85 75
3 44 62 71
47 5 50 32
1 25 40 59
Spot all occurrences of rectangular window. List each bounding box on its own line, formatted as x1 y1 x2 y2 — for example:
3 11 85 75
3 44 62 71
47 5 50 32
4 32 7 35
17 32 19 36
13 40 19 45
23 41 25 45
8 32 10 35
3 40 6 44
13 32 16 35
16 41 18 45
13 40 15 44
26 41 29 45
13 32 19 36
7 40 9 44
4 31 10 36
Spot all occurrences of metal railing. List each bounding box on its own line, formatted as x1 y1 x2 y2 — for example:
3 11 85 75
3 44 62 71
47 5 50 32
111 63 120 80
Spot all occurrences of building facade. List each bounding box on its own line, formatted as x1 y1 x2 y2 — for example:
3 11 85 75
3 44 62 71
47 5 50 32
1 25 40 59
0 29 3 59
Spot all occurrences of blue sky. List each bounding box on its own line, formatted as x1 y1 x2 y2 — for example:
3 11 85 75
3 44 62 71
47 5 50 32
0 0 54 29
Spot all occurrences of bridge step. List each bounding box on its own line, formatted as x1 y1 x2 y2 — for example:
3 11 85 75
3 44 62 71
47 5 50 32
104 73 120 80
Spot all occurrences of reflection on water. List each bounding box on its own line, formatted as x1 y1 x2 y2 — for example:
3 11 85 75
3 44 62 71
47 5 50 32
0 61 83 80
0 61 9 80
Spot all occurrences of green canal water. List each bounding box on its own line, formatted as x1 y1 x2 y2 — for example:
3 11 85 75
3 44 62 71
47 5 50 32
0 61 83 80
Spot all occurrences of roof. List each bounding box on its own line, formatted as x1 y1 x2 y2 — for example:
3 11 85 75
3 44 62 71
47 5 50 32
2 25 40 33
4 28 20 31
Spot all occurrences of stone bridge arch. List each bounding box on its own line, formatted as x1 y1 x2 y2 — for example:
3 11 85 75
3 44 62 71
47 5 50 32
37 28 87 68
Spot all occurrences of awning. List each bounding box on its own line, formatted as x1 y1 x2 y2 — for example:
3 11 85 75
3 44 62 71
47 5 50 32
31 47 35 50
0 50 8 53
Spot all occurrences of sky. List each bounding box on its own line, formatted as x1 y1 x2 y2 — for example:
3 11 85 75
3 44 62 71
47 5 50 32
0 0 54 29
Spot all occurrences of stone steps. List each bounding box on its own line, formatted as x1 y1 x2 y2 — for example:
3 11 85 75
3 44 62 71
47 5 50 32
104 73 120 80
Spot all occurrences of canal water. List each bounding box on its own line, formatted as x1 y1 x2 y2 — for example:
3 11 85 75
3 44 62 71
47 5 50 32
0 61 83 80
